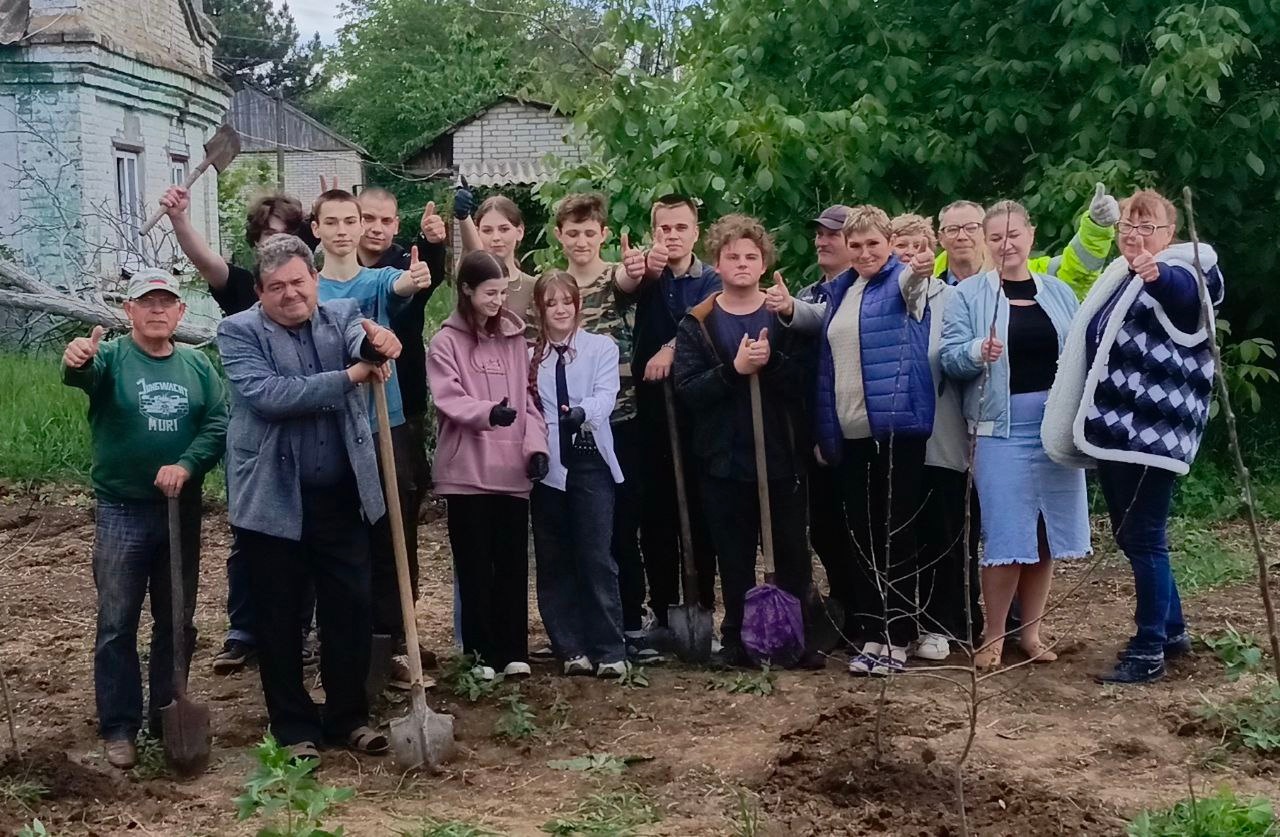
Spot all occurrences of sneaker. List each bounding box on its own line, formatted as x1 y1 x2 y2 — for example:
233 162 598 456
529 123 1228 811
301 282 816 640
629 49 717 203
1115 633 1194 662
104 739 137 770
1096 655 1165 685
530 644 557 662
471 665 497 682
212 639 255 674
389 655 437 690
848 642 885 676
596 661 628 679
563 656 593 676
503 661 532 678
711 637 723 654
911 633 950 661
624 631 666 665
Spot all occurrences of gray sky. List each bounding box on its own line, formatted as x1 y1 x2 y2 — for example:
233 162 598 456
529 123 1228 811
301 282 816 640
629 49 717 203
279 0 342 44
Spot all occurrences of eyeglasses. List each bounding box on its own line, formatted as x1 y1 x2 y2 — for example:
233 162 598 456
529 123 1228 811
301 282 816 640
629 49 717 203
132 294 181 310
1118 221 1172 236
940 222 982 237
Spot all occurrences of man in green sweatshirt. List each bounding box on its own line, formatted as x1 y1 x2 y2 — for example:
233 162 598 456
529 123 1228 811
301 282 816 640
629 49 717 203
62 268 228 770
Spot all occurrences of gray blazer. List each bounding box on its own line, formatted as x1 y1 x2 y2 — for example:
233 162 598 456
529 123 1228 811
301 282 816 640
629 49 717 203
216 298 386 540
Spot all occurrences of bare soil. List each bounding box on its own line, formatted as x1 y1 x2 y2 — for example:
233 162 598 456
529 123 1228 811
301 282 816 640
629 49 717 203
1 486 1278 836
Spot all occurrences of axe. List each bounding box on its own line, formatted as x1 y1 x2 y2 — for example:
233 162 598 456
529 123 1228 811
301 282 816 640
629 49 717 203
140 123 241 236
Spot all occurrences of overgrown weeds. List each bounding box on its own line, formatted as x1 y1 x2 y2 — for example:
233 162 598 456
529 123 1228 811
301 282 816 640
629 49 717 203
1197 679 1280 754
494 691 539 742
1169 518 1254 594
708 665 778 696
234 735 355 836
440 654 503 702
0 775 49 811
130 732 168 780
1127 786 1276 836
540 785 659 835
1202 626 1268 680
396 817 501 837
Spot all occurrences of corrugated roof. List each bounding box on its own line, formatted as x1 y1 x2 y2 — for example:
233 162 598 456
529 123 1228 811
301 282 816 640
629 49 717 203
460 159 556 187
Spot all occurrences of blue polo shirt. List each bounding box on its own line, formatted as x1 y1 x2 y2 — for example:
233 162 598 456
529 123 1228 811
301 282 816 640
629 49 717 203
319 266 408 428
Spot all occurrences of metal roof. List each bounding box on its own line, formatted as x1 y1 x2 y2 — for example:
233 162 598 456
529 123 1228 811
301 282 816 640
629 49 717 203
459 158 557 187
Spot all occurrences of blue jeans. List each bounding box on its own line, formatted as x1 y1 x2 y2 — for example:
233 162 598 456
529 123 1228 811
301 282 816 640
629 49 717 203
1097 461 1185 657
93 497 201 741
531 457 625 664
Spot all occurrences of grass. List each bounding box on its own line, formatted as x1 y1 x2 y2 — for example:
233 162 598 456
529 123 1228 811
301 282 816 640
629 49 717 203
1168 517 1255 594
397 818 501 837
0 776 50 811
541 786 660 836
0 353 93 485
1197 679 1280 755
1127 787 1277 836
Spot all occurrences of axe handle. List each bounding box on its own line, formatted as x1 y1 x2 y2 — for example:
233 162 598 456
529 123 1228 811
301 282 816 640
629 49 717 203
139 159 212 237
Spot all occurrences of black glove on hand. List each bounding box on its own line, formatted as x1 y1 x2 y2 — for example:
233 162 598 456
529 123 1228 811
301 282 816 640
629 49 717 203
489 397 517 428
561 406 586 433
453 179 474 220
527 452 550 481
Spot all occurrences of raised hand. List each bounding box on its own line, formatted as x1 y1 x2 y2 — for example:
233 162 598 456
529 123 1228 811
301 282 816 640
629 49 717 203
405 245 433 290
645 236 669 276
764 271 793 318
489 396 517 427
154 464 190 498
159 186 190 218
621 232 646 282
1130 247 1159 283
63 325 105 368
420 200 446 244
361 319 403 360
908 249 934 279
1089 182 1120 227
733 329 771 374
454 178 475 221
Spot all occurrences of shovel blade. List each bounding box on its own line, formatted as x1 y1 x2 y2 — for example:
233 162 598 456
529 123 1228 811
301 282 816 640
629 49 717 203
667 603 714 664
203 123 241 172
161 697 211 776
390 708 456 771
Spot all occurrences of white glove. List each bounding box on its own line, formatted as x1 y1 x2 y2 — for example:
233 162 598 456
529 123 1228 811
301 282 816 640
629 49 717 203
1089 182 1120 227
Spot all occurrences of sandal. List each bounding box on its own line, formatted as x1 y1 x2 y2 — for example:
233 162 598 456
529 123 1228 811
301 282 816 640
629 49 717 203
1019 641 1058 663
287 741 320 762
346 725 389 755
974 641 1003 671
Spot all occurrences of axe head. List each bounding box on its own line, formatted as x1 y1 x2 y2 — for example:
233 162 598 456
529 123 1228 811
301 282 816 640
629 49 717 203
203 124 241 173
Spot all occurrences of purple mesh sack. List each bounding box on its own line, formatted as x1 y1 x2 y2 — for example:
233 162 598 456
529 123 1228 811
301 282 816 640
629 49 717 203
741 583 805 667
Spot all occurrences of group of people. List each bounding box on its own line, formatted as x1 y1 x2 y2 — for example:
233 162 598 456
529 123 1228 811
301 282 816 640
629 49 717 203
62 171 1223 769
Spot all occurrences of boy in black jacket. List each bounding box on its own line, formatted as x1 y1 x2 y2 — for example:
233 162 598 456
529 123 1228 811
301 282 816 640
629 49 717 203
673 214 818 668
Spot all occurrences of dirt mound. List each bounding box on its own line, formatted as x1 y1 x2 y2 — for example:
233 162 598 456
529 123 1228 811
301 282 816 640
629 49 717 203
760 703 1128 836
0 747 189 833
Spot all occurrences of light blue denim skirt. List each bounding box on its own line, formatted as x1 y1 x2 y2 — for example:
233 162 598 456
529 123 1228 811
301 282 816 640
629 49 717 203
974 391 1091 567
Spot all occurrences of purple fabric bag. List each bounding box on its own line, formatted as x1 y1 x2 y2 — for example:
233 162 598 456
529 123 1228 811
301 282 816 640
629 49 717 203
742 583 805 667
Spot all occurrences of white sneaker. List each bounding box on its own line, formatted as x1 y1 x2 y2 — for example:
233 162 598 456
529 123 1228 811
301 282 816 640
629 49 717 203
471 665 496 681
596 661 628 679
912 633 951 661
563 656 592 676
848 642 884 676
711 638 723 654
503 661 532 678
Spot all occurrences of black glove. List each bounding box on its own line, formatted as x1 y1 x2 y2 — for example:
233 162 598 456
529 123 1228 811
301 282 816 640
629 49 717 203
489 397 517 427
453 177 474 220
527 452 550 481
560 405 586 433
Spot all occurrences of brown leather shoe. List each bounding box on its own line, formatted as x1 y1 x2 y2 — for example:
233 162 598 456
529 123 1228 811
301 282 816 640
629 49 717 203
104 739 137 770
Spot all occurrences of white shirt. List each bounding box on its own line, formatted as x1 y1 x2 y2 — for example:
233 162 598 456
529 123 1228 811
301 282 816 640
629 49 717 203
532 328 624 490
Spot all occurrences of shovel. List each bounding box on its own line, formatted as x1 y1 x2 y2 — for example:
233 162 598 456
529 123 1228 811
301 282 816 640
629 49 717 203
141 123 241 236
741 375 805 667
161 496 211 776
663 379 713 664
373 379 456 770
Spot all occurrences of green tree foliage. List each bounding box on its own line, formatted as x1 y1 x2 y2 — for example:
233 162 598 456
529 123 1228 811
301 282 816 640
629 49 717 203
546 0 1280 335
207 0 326 97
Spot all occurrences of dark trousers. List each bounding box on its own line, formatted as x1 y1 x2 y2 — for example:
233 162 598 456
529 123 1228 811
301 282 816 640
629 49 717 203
611 418 647 632
92 496 201 741
532 458 626 663
1098 461 1185 657
636 384 716 624
838 437 927 649
225 530 254 645
446 494 529 668
237 480 372 746
916 466 983 644
370 420 420 643
700 475 811 648
807 456 857 625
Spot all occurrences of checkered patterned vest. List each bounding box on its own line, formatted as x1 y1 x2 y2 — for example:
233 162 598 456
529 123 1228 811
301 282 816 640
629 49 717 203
1081 266 1223 471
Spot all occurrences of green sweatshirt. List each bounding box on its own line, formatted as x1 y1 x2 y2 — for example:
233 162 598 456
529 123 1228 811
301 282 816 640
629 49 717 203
63 336 228 502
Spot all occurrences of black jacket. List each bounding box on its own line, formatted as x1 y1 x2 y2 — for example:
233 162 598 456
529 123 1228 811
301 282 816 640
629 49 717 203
372 237 447 417
673 293 811 482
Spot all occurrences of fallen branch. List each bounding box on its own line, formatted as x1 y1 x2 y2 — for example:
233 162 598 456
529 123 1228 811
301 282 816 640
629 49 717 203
0 287 214 345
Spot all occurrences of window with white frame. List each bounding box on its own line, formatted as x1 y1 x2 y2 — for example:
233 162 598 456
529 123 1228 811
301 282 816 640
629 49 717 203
114 149 142 261
170 156 188 187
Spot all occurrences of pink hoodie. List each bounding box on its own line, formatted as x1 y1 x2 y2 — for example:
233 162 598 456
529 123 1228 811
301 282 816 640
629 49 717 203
427 309 549 498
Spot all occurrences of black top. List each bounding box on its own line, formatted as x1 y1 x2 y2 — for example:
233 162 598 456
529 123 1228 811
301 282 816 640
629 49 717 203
212 263 259 316
706 302 781 481
371 238 447 417
621 260 722 381
1002 279 1059 394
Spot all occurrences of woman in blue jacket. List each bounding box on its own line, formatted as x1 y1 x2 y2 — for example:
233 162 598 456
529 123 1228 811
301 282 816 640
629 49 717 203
940 200 1090 670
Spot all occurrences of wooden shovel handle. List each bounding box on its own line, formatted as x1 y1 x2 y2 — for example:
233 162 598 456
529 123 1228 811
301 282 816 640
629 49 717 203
749 374 774 575
373 378 429 696
167 496 189 699
140 159 212 237
664 379 700 604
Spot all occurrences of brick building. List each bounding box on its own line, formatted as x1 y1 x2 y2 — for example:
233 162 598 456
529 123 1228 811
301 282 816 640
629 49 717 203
0 0 228 285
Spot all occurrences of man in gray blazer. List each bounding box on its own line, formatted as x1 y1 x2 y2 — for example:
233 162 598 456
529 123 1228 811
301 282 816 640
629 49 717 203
216 234 401 761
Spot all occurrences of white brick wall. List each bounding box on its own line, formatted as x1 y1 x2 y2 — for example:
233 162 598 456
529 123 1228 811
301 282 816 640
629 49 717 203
224 151 366 218
453 101 583 166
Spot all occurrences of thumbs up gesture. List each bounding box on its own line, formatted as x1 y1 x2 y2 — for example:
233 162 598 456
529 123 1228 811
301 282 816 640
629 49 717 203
645 235 669 276
908 249 935 279
405 245 432 290
64 325 105 368
1130 247 1159 283
420 200 446 244
733 327 771 374
620 232 646 281
360 318 402 360
764 271 793 318
1089 182 1120 227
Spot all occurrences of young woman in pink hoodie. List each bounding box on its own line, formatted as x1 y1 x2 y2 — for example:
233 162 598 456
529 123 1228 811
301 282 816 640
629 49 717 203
427 251 549 679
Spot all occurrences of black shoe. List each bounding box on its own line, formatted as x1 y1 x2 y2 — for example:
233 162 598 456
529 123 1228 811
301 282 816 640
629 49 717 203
715 642 751 669
1096 655 1165 685
212 639 255 674
792 649 827 671
1115 633 1193 662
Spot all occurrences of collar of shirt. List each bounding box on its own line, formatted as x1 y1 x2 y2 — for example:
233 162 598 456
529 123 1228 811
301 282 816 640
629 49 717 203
662 257 706 281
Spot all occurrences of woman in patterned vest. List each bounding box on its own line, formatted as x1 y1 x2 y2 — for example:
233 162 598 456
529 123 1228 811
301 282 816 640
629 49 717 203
1043 189 1224 685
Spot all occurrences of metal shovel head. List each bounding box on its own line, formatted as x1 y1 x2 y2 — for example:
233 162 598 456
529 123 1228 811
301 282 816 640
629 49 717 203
161 695 211 776
203 123 241 173
743 583 805 668
667 602 714 664
390 695 456 771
